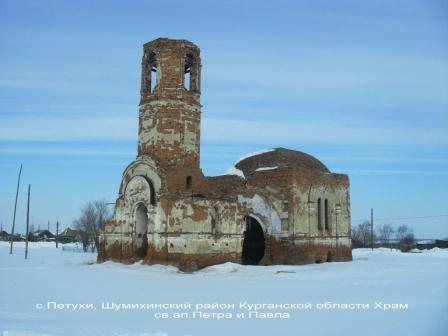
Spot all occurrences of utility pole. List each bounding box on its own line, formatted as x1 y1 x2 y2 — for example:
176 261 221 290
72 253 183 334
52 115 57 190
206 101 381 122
56 220 59 248
371 208 374 251
25 184 31 259
9 164 22 254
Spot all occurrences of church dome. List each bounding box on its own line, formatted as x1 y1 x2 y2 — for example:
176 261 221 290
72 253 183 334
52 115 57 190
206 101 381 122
235 147 330 176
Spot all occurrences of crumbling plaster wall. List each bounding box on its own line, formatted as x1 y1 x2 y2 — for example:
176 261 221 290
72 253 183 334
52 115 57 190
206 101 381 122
138 100 200 168
99 163 351 271
245 169 350 238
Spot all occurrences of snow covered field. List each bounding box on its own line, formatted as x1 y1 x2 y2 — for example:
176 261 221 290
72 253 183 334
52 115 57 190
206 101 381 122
1 242 447 336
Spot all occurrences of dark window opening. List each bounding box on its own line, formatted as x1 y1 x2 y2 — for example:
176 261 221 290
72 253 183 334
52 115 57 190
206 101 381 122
327 252 333 262
148 52 157 94
281 218 289 231
211 217 216 234
184 53 194 91
324 199 329 230
242 216 265 265
186 176 192 190
134 203 148 260
317 198 322 230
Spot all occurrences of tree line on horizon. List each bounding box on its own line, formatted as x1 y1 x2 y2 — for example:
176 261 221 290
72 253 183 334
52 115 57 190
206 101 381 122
351 221 416 251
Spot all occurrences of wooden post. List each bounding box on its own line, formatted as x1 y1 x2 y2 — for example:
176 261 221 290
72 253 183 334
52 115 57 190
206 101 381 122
56 221 59 248
9 164 22 254
25 184 31 259
371 208 374 251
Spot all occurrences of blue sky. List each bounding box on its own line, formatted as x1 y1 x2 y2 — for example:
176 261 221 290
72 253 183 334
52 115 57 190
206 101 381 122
0 0 447 238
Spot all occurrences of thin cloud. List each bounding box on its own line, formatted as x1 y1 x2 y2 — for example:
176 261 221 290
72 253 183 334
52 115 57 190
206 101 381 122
202 118 448 147
320 156 448 164
0 147 134 156
0 116 136 141
1 115 446 148
345 169 448 176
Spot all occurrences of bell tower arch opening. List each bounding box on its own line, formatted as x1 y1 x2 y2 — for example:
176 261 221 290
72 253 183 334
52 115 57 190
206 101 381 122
242 216 265 265
184 53 197 91
134 203 148 260
148 52 158 94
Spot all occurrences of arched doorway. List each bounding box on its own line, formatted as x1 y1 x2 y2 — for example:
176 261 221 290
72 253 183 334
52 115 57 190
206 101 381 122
134 203 148 259
242 216 265 265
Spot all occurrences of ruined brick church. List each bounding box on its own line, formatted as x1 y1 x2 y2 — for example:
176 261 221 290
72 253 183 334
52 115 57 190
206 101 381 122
98 38 352 271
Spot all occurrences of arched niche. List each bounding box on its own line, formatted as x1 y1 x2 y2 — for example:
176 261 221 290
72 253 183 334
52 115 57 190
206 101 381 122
134 202 148 259
124 175 154 206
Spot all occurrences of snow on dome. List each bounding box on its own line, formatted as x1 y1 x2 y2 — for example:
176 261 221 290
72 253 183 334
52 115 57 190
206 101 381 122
235 147 330 176
255 166 278 172
234 149 275 165
222 166 245 178
220 149 275 178
220 147 328 178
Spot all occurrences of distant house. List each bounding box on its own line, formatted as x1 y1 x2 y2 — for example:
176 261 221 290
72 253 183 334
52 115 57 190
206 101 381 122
0 230 9 241
416 239 435 249
7 233 23 241
415 239 448 250
58 228 83 243
435 239 448 249
31 230 55 242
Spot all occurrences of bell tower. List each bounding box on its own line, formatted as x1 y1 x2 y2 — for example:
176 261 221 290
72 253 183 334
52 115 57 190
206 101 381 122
138 38 201 170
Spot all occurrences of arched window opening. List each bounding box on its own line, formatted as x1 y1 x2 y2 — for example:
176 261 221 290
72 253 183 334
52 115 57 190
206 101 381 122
184 53 194 91
324 199 329 230
186 176 192 190
242 216 265 265
317 198 322 230
148 52 157 94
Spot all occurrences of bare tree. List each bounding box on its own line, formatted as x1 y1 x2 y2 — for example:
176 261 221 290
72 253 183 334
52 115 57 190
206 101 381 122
351 225 363 248
76 226 90 252
74 200 111 251
396 225 409 241
352 221 375 248
91 199 111 250
377 224 394 248
395 225 415 252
